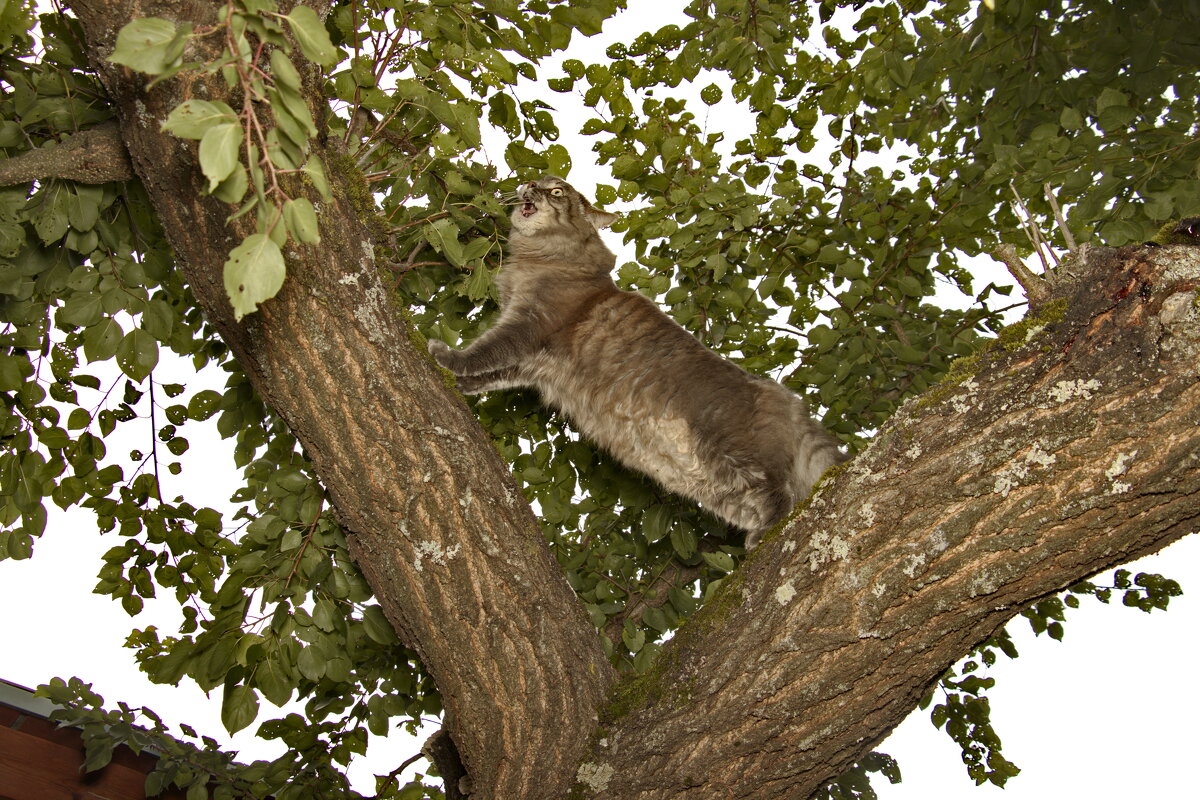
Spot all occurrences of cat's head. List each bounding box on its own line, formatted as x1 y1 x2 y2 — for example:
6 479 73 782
510 176 618 238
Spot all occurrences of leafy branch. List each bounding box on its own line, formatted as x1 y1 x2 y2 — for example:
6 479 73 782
108 1 337 321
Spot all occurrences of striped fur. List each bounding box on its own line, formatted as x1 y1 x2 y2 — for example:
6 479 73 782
428 176 844 547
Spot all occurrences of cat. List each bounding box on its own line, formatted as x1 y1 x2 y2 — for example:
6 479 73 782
427 175 845 548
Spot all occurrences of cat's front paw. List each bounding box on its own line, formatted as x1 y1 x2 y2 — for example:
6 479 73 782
427 338 457 370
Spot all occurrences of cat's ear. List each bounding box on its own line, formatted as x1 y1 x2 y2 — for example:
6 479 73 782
586 207 619 230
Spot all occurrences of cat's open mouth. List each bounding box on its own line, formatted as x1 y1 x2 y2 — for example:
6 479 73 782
520 201 537 217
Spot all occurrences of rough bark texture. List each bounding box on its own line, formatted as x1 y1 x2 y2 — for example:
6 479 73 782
584 245 1200 798
0 121 133 186
64 2 1200 799
70 2 614 798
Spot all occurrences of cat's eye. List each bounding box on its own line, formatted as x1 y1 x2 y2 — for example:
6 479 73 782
550 188 564 196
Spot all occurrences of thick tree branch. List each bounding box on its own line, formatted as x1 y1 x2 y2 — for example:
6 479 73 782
0 121 134 185
71 2 613 798
586 244 1200 798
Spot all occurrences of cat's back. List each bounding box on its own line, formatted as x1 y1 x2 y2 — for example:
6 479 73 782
527 286 758 488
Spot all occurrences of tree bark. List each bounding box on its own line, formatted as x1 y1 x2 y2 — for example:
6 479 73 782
584 244 1200 798
0 122 133 186
70 2 613 798
67 2 1200 799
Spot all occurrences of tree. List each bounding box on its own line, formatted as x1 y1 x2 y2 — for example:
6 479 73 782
1 0 1197 798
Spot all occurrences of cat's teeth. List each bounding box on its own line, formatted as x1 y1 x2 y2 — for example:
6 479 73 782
521 202 537 217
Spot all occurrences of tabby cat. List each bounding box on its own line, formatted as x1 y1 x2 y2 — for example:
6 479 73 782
427 176 844 548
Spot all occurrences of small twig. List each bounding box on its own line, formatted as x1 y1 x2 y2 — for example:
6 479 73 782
283 496 325 589
369 751 425 799
147 378 164 503
1009 184 1058 270
1043 182 1077 251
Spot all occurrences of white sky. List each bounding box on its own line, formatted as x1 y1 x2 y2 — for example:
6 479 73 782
3 1 1198 797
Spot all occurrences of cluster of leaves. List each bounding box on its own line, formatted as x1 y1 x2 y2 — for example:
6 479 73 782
109 0 339 320
470 391 741 671
37 677 440 799
922 631 1021 787
921 569 1182 786
0 9 223 562
814 752 902 800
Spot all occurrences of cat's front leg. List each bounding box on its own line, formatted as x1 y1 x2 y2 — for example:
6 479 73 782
427 323 537 377
455 366 524 395
427 338 462 373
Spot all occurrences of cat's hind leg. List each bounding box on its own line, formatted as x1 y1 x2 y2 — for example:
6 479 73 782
699 454 794 548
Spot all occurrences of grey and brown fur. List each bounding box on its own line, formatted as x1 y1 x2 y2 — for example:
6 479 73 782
428 176 845 548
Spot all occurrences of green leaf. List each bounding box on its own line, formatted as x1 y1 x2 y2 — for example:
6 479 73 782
670 525 697 560
186 777 208 800
67 187 102 231
57 292 103 327
701 551 736 572
297 645 326 681
255 660 293 708
504 142 548 171
198 123 242 192
362 605 396 645
896 275 924 297
83 317 122 361
223 233 286 321
107 18 185 75
545 144 572 177
115 329 158 382
282 198 320 244
622 625 645 653
284 6 338 66
271 83 318 140
464 264 491 301
302 155 331 200
643 606 669 633
187 389 222 420
642 504 671 543
220 684 259 734
212 165 248 204
427 217 465 267
269 48 302 92
161 100 238 140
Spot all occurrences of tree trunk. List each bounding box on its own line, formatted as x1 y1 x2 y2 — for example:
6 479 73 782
67 2 1200 798
70 2 613 798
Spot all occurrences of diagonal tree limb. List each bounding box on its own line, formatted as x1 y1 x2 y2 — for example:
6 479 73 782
70 2 614 797
585 244 1200 798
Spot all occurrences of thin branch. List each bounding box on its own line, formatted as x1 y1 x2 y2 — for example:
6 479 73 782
603 561 703 646
1043 182 1078 251
990 243 1050 307
148 378 164 503
1009 183 1059 270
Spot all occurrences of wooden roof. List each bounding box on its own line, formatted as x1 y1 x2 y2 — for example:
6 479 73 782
0 680 187 800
